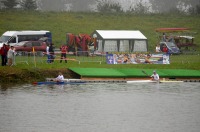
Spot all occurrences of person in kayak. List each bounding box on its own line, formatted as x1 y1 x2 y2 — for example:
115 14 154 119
151 71 159 81
54 72 64 82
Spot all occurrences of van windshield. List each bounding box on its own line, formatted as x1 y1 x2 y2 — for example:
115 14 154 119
166 42 176 47
0 35 11 43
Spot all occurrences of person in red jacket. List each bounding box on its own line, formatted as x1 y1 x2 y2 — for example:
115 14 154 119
162 44 168 53
0 44 9 66
60 44 68 63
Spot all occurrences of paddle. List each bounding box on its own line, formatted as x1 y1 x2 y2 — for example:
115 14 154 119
142 70 150 77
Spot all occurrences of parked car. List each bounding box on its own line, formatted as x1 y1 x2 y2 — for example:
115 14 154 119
14 41 47 52
160 42 181 54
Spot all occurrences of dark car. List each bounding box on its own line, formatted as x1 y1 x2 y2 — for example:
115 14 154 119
14 41 47 52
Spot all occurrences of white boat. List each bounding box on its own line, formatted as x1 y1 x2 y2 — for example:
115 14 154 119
46 78 81 82
127 80 184 83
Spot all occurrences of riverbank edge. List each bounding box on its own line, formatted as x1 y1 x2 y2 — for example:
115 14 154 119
1 68 200 85
0 68 79 84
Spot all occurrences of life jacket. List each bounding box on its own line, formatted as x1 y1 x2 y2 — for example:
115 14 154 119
163 47 168 52
61 45 68 53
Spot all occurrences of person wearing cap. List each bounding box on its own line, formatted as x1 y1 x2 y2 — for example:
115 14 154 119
151 71 159 81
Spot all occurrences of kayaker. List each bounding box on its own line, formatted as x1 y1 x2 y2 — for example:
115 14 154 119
151 71 159 81
54 72 64 82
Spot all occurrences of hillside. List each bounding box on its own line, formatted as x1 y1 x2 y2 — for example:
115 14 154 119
0 11 200 51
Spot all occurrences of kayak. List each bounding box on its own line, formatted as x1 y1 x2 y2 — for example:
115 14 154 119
127 80 159 83
32 81 86 85
127 80 184 83
45 78 81 82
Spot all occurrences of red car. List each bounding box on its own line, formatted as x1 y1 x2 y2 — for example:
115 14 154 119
14 41 47 52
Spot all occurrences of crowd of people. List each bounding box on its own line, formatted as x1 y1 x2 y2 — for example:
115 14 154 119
45 43 69 64
0 42 69 66
0 43 15 66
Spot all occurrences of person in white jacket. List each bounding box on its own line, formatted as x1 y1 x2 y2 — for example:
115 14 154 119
54 72 64 82
151 71 159 81
7 46 15 66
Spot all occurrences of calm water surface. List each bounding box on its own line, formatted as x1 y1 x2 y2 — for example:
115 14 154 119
0 82 200 132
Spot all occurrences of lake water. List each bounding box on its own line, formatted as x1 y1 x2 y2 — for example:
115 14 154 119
0 82 200 132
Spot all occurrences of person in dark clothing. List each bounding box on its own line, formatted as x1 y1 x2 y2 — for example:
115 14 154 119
0 44 9 66
49 43 54 63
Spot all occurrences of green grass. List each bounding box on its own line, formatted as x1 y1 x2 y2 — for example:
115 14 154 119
10 54 200 70
0 11 200 52
0 10 200 74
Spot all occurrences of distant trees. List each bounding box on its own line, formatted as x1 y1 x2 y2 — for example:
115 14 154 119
127 1 150 14
1 0 18 9
20 0 37 10
188 2 200 15
148 0 200 14
96 0 123 13
0 0 199 15
0 0 37 10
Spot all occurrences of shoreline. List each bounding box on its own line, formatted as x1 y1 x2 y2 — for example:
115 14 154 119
0 68 77 84
1 68 200 85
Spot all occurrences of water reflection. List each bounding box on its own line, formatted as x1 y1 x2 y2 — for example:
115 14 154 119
0 83 200 132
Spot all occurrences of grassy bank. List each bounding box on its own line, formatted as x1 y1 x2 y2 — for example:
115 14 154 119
0 11 200 51
0 54 200 84
0 11 200 84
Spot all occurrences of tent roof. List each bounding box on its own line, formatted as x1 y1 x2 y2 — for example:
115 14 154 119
94 30 147 40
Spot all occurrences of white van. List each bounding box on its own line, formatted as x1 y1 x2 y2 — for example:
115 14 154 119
0 30 52 47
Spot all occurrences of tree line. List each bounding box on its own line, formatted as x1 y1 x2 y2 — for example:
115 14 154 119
0 0 200 15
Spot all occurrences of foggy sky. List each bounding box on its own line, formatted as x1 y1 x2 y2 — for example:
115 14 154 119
0 0 199 12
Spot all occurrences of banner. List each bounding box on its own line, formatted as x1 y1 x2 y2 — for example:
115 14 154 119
106 53 170 64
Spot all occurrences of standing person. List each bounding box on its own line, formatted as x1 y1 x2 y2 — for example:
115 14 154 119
46 43 51 63
150 71 159 81
49 43 54 63
156 44 161 52
60 44 68 63
54 72 64 82
0 44 9 66
7 46 15 66
162 33 166 42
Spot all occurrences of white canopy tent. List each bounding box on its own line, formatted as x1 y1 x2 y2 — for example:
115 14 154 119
91 30 148 52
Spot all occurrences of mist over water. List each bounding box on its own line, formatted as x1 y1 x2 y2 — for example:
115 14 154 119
0 83 200 132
